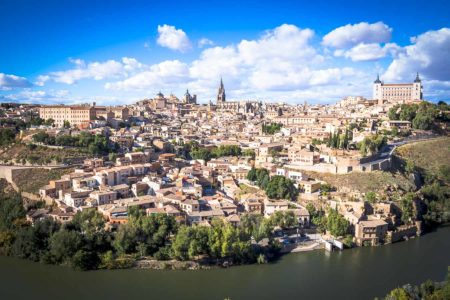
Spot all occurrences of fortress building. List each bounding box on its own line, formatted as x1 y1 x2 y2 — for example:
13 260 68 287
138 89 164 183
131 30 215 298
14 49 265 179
373 73 423 104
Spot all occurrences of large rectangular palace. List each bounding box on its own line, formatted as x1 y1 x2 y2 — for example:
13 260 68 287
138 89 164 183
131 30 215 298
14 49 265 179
373 73 423 104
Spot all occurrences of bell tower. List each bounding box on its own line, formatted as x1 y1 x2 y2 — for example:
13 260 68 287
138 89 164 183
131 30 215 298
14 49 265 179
216 77 226 104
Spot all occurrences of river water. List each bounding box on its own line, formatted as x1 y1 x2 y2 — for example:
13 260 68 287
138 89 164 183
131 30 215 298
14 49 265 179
1 226 449 300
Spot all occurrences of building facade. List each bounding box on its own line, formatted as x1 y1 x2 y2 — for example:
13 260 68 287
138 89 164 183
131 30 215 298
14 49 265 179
39 105 96 128
373 73 423 104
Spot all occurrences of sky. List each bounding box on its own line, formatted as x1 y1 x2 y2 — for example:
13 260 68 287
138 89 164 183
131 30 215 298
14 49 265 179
0 0 449 105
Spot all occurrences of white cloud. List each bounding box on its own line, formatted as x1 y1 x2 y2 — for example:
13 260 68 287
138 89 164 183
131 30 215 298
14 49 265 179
121 57 144 72
105 60 189 90
35 75 50 86
51 59 123 84
198 38 214 48
44 57 145 85
238 24 318 64
0 89 70 104
0 73 32 90
68 58 85 67
0 89 122 106
384 28 450 82
335 42 402 61
107 24 357 97
189 24 335 92
157 24 191 52
323 21 392 48
190 46 242 80
25 24 450 104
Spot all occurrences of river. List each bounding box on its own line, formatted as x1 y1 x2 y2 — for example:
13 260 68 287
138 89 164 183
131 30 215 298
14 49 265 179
1 226 449 300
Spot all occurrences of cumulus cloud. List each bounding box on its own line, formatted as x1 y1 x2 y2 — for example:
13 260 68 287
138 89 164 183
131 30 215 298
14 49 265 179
157 25 192 52
335 42 402 61
106 24 356 96
0 89 70 104
238 24 319 64
0 73 32 90
26 24 450 104
198 38 214 48
190 24 335 91
50 59 123 84
190 46 242 80
35 75 50 86
0 89 122 105
323 21 392 48
105 60 189 90
43 57 145 85
384 28 450 82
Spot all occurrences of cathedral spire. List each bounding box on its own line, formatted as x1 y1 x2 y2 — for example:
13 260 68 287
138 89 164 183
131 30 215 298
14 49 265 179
217 77 226 104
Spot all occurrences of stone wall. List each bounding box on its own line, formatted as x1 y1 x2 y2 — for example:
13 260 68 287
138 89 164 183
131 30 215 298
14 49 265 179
388 224 419 243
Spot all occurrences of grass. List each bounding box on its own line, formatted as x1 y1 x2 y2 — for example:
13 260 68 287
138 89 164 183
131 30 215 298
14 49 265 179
12 167 74 194
303 170 415 194
239 183 259 195
395 137 450 178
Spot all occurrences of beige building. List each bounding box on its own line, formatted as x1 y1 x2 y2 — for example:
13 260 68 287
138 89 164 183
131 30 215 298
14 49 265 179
39 105 96 128
373 73 422 104
288 147 320 166
298 180 321 194
355 219 389 246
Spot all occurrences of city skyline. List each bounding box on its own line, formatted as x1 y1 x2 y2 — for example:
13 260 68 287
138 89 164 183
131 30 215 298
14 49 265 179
1 0 449 105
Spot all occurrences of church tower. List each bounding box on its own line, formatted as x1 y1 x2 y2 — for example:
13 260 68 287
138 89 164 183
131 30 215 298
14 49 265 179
216 77 226 104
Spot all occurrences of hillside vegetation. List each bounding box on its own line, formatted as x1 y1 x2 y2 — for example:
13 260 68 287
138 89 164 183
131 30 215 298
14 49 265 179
395 137 450 180
0 143 89 165
12 168 74 194
303 170 415 194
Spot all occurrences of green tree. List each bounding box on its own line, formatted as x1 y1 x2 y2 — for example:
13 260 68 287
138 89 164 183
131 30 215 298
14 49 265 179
400 193 416 224
265 176 298 200
50 229 83 264
386 287 411 300
191 148 213 161
113 223 138 255
71 250 99 271
0 128 16 146
44 118 55 126
365 191 378 203
247 168 257 181
391 126 399 137
0 192 25 231
262 123 283 134
242 149 256 159
326 209 349 237
388 105 400 120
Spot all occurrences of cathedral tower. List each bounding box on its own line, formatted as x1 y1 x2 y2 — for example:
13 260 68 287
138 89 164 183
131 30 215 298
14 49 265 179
216 77 226 104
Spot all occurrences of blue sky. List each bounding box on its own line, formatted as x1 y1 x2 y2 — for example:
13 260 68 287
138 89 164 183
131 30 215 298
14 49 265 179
1 0 449 104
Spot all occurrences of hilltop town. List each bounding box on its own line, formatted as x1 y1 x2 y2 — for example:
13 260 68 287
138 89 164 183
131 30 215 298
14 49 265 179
0 74 449 270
